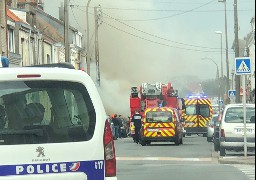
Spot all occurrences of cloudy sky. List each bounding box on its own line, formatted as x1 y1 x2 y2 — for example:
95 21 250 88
43 0 255 116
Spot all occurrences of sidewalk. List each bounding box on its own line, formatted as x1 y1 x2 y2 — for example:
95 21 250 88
218 156 255 165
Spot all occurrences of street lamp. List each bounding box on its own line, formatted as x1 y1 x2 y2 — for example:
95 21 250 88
202 57 221 113
218 0 230 94
86 0 92 75
215 31 223 78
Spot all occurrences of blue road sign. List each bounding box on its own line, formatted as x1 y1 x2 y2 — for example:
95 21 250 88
235 57 251 75
228 90 236 97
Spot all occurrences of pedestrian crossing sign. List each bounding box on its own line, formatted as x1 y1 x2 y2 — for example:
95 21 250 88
228 90 236 97
235 57 251 75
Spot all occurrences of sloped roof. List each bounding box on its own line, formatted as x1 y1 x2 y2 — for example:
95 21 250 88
6 8 28 25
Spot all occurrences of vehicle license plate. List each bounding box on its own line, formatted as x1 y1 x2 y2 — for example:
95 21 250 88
186 122 194 125
148 128 159 132
234 128 255 134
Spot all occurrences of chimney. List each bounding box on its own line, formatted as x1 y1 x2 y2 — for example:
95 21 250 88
59 2 64 22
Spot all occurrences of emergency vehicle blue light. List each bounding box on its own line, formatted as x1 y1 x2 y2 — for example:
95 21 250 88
187 95 208 99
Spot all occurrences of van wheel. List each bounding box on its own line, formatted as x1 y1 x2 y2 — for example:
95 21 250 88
146 141 151 145
207 137 212 142
175 138 180 146
214 142 220 151
140 140 146 146
220 147 226 156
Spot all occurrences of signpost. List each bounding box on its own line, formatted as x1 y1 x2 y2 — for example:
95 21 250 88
228 90 236 103
235 57 251 157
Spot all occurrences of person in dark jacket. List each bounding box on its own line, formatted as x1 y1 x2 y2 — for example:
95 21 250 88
112 114 120 140
131 110 142 144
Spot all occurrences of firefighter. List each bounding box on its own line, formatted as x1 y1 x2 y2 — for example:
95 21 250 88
131 110 142 144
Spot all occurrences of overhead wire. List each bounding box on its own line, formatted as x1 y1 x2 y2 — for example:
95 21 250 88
102 21 220 53
75 6 221 50
74 0 216 22
73 2 240 54
102 12 220 50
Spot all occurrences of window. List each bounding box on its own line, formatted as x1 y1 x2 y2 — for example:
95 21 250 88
0 81 96 145
8 28 15 53
199 104 210 117
224 107 255 123
146 111 172 123
185 105 197 115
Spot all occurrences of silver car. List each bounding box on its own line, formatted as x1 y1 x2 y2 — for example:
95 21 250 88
207 114 219 142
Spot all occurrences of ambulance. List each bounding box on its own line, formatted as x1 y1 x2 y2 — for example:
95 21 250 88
182 95 213 136
0 63 117 180
140 107 183 146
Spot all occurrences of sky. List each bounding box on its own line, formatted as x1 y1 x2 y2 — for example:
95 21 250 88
43 0 255 116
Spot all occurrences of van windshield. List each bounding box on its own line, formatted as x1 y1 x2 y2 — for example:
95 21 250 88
0 81 96 145
146 111 172 123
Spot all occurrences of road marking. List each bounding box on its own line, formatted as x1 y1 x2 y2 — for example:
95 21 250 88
116 157 212 162
231 164 255 180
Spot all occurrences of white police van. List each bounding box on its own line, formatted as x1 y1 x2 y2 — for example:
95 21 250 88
0 63 117 180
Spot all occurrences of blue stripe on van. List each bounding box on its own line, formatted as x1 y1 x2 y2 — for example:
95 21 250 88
0 160 104 179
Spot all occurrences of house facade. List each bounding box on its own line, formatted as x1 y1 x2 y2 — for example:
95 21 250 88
2 0 85 69
0 0 8 57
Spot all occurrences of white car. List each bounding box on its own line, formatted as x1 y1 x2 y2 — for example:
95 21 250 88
0 63 117 180
219 104 255 156
207 114 219 142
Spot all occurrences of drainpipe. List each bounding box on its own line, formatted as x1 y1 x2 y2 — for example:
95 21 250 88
28 28 31 65
5 0 8 58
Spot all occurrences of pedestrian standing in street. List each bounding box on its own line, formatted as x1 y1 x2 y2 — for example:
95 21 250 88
112 114 120 140
131 110 142 144
118 115 123 138
1 52 9 68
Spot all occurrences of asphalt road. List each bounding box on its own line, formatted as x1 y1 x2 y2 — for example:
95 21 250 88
114 135 253 180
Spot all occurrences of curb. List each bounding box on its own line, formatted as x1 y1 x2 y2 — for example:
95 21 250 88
218 157 255 165
212 144 255 165
218 156 255 165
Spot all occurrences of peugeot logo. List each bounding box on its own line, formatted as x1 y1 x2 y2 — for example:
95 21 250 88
36 146 45 157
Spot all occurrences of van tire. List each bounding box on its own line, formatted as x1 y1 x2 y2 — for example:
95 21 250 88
220 147 226 156
207 137 212 142
180 137 183 144
214 142 220 151
140 140 146 146
175 138 180 146
146 141 151 145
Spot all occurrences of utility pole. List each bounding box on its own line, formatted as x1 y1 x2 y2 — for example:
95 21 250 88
234 0 240 103
94 6 100 86
86 0 92 75
64 0 70 63
224 0 230 92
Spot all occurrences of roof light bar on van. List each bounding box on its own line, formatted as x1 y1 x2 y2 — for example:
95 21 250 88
17 74 41 78
187 95 208 99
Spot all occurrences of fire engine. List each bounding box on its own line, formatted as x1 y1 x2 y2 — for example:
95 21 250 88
129 82 183 143
130 82 181 116
181 94 213 136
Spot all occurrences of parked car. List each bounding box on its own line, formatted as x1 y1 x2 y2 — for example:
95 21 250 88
0 63 117 180
207 114 219 142
213 114 221 151
219 104 255 156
